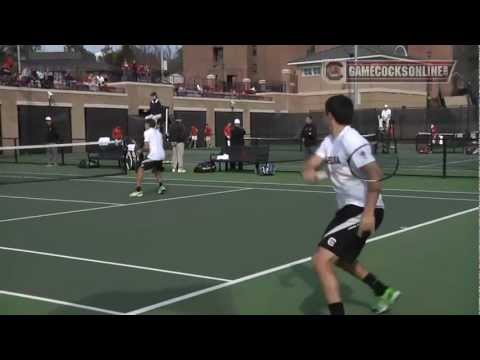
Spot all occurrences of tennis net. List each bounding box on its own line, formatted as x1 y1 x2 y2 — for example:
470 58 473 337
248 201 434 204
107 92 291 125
0 139 127 185
240 133 478 177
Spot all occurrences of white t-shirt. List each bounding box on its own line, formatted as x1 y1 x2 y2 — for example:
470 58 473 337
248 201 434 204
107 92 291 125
144 127 165 161
381 108 391 128
316 126 384 209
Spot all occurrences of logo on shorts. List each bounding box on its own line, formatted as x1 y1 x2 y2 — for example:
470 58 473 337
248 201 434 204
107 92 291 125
327 237 336 247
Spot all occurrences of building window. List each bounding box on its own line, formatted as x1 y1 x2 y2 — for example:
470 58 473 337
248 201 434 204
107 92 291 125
213 46 224 65
302 66 321 77
252 45 257 56
303 68 312 76
252 63 257 73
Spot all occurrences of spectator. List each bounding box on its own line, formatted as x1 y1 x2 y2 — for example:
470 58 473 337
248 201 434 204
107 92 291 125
229 118 246 171
112 126 124 141
381 104 392 130
45 116 60 166
223 122 232 147
169 118 187 173
122 60 129 81
300 115 318 159
1 52 14 76
145 65 151 82
145 92 162 127
204 123 213 148
131 60 138 82
190 125 199 149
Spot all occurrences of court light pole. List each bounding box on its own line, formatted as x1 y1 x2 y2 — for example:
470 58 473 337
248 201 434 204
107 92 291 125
354 45 359 108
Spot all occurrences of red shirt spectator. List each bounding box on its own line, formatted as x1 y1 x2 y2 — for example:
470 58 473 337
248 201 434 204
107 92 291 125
1 54 14 73
191 126 198 136
112 126 124 140
224 123 232 139
204 125 212 137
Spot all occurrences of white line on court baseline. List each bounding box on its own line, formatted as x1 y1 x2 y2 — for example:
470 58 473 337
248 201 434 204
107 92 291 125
0 170 477 195
254 188 478 202
73 178 243 189
0 188 251 224
129 176 479 195
0 194 121 206
415 158 478 168
0 246 231 282
0 290 123 315
0 174 53 180
126 206 479 315
73 178 478 202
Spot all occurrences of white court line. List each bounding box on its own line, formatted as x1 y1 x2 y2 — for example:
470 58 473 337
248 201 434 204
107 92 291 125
0 290 123 315
74 178 242 189
1 170 477 195
73 178 478 202
126 207 479 315
0 194 121 206
0 174 52 180
0 246 231 282
131 176 479 195
256 188 478 202
416 158 477 168
0 188 251 224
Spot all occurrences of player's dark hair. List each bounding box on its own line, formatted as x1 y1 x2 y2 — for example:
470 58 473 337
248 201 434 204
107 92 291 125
325 95 354 125
146 119 156 128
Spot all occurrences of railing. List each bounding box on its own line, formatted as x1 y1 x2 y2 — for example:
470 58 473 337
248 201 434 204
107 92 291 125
0 74 126 93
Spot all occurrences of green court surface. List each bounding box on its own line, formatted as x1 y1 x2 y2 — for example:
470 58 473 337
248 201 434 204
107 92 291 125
0 160 478 315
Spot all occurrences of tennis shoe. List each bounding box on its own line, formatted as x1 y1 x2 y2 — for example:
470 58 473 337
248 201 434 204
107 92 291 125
158 185 167 194
178 168 186 173
372 287 401 314
129 190 143 198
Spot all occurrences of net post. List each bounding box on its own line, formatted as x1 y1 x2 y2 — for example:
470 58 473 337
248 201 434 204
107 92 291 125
60 145 65 165
14 138 18 163
442 138 447 178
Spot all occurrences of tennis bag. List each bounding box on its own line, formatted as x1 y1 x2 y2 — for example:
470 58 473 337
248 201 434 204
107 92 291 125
78 159 100 168
194 160 216 173
258 162 276 176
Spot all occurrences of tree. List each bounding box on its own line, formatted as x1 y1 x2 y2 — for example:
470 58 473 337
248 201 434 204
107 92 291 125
116 45 135 65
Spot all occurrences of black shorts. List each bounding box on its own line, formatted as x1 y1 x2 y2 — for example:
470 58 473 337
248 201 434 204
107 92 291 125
318 205 384 263
139 159 164 172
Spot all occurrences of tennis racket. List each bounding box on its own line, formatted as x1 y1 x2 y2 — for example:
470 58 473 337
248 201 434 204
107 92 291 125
347 143 399 182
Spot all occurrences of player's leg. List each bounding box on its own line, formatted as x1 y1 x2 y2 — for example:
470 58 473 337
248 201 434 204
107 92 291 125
336 260 393 299
155 162 166 194
130 162 146 197
177 142 186 172
334 208 401 314
171 144 178 172
312 247 344 315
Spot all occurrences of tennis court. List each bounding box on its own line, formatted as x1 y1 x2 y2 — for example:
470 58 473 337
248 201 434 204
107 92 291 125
0 148 477 315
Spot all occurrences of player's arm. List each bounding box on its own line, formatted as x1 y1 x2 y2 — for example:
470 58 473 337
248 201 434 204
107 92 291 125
303 154 325 183
141 132 150 154
358 161 383 237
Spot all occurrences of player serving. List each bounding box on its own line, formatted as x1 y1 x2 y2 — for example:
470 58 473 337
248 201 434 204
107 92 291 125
129 118 167 198
303 95 400 315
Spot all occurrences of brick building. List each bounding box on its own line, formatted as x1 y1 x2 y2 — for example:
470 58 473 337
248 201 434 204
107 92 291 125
182 45 323 92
